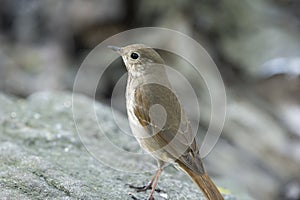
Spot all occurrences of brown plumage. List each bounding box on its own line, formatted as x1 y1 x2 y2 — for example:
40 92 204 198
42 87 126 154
109 44 223 200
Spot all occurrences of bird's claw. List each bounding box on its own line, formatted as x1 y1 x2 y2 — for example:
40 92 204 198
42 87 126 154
128 192 154 200
127 184 152 192
127 183 165 193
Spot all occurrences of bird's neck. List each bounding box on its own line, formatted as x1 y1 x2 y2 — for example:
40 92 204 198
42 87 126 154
127 68 171 91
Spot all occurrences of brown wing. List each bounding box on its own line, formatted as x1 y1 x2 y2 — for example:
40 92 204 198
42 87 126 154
132 83 203 174
133 83 181 147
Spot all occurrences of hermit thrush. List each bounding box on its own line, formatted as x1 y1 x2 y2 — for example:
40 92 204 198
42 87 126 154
109 44 223 200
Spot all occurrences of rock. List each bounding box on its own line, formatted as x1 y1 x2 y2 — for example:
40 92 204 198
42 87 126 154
0 91 242 200
215 0 300 77
0 43 70 97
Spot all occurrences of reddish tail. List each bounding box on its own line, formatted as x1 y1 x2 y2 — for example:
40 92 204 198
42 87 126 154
179 163 224 200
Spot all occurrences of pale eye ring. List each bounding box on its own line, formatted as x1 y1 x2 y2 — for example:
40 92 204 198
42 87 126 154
130 52 139 59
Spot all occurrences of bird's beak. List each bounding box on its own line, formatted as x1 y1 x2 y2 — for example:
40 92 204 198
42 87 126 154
107 45 122 54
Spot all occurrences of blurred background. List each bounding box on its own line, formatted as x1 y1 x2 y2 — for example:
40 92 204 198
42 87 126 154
0 0 300 199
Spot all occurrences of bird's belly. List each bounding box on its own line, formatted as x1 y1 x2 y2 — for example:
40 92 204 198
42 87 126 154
126 89 176 163
127 106 174 163
127 105 150 138
140 140 176 163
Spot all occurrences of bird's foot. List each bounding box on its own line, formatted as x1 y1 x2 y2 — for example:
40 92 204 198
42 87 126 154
128 192 155 200
127 183 165 193
127 183 151 192
128 192 143 200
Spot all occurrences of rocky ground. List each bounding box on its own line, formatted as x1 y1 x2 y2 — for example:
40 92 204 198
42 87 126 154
0 91 248 200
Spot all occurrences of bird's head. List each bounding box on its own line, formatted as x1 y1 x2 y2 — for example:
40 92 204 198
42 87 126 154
108 44 165 77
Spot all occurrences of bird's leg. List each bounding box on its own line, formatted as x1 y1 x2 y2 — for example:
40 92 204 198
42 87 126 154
128 168 164 200
128 168 164 192
147 168 162 200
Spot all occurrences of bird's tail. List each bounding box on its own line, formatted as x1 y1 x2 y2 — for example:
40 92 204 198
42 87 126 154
178 162 224 200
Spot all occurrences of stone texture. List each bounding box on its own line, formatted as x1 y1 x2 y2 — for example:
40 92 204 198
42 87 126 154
0 91 241 200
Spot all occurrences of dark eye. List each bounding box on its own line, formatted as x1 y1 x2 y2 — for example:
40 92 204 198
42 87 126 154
130 52 139 59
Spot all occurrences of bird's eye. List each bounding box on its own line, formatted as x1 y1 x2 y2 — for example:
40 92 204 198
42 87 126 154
130 52 139 59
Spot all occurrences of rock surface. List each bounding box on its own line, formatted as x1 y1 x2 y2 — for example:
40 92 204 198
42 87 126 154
0 91 245 200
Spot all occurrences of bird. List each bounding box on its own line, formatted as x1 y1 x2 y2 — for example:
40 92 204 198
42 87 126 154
108 44 224 200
